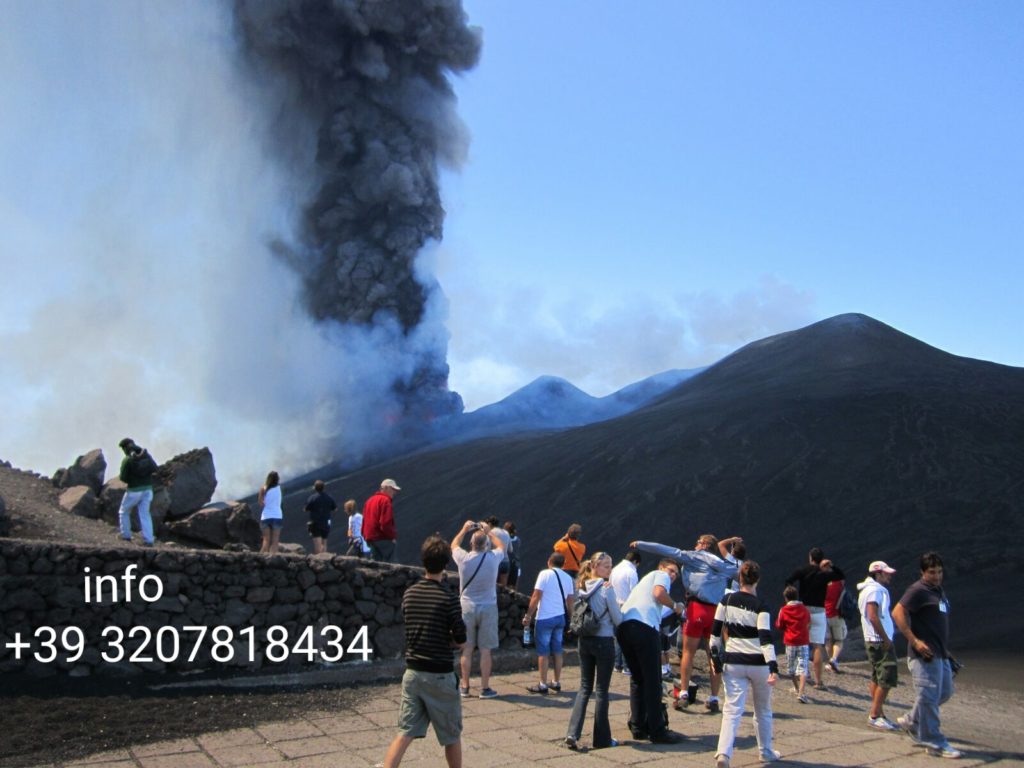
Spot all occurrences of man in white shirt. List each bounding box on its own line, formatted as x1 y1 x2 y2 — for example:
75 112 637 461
610 549 641 674
857 560 900 731
452 520 505 699
617 559 686 744
521 552 575 694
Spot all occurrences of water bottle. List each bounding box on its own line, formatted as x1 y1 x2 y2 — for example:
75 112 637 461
523 626 533 647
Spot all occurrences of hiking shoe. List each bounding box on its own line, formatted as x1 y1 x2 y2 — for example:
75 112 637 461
797 694 809 704
563 737 578 751
549 681 562 692
459 687 470 698
828 659 841 673
897 714 914 733
478 687 498 699
705 699 720 714
716 755 731 768
627 721 649 740
527 683 549 694
928 744 963 759
673 695 690 712
759 749 783 762
649 729 685 745
868 716 899 731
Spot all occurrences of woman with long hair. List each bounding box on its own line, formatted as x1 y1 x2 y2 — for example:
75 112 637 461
258 471 283 554
565 551 622 750
711 560 781 767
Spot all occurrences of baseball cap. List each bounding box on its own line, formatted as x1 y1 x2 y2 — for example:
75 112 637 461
381 478 401 491
868 560 896 574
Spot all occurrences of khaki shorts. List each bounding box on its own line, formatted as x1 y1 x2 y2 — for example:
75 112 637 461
463 603 500 650
866 642 899 689
827 615 848 642
397 669 463 745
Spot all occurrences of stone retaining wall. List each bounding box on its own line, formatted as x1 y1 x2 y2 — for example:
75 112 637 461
0 540 529 678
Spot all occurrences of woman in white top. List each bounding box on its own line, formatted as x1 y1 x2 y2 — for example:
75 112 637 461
345 499 370 557
258 470 283 554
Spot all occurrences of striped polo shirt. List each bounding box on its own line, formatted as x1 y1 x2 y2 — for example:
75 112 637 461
402 577 467 673
710 590 779 674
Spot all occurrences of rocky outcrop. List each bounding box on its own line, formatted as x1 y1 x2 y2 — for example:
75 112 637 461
155 448 217 519
0 492 8 537
58 486 98 519
165 502 260 550
52 449 106 494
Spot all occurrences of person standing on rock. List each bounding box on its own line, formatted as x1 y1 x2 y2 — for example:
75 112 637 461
856 560 900 731
258 471 283 554
892 552 962 759
116 437 157 547
382 534 467 768
304 480 336 555
363 478 401 562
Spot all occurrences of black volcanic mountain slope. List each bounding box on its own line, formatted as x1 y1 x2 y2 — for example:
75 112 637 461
286 314 1024 649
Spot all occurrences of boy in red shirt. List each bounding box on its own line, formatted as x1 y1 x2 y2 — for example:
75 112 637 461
776 585 811 702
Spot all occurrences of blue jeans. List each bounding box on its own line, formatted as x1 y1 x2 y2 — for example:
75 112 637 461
535 615 565 657
907 657 954 748
567 635 615 747
118 489 154 544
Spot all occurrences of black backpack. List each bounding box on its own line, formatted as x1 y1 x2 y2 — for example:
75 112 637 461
130 450 158 480
837 586 859 630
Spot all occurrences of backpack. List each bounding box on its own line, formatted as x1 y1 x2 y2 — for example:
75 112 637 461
132 450 158 477
568 590 608 639
837 586 859 630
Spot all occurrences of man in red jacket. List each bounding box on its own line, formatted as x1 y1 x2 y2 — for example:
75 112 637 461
363 479 401 562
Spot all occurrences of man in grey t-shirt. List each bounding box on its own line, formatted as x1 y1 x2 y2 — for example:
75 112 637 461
452 520 505 699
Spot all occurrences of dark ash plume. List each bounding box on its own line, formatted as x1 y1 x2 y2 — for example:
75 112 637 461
233 0 481 425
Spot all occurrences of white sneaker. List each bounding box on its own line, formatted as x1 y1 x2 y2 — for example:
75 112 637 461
715 755 731 768
760 749 782 763
928 744 963 759
868 716 900 731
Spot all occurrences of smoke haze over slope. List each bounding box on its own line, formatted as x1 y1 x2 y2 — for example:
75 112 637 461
0 1 478 494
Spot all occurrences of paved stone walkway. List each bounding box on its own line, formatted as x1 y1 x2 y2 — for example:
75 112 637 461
48 663 1024 768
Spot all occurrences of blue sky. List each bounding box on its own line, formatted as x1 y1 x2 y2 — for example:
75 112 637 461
439 1 1024 407
1 2 1021 489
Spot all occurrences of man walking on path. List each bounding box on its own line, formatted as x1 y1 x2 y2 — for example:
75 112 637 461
892 552 962 759
856 560 900 731
451 520 505 699
786 547 845 688
116 437 157 546
363 479 401 562
382 535 467 768
633 535 741 713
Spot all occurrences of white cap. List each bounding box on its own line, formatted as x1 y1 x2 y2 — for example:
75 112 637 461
381 478 401 491
868 560 896 574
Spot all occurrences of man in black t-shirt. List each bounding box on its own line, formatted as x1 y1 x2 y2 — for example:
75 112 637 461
303 480 337 555
786 547 844 687
382 535 467 768
892 552 961 759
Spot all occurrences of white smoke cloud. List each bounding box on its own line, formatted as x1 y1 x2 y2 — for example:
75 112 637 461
0 2 442 494
444 270 816 410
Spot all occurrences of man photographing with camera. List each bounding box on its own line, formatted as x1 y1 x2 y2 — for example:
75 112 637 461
451 520 505 698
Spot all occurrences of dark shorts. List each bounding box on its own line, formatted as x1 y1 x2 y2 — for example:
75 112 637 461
498 560 510 575
261 518 283 530
866 642 899 689
308 521 330 539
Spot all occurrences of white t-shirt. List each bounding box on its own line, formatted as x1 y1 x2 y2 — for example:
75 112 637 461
857 578 894 642
348 513 370 553
609 560 639 605
261 485 282 521
534 568 575 620
620 570 672 629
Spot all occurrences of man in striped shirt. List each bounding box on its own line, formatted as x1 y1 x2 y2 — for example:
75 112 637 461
383 535 468 768
710 560 781 767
